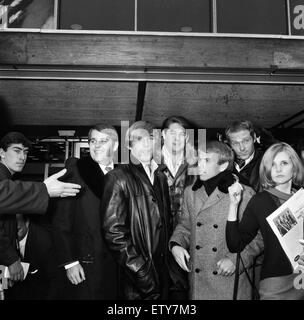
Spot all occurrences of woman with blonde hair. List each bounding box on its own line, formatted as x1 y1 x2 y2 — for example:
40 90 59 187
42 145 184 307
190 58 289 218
226 142 304 300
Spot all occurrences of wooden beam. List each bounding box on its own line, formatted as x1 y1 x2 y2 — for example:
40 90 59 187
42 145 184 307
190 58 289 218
1 31 304 70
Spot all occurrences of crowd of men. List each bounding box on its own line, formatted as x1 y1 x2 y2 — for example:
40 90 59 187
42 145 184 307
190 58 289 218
0 117 302 300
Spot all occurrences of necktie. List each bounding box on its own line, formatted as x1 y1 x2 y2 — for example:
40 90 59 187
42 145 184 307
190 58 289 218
146 164 151 177
235 158 246 169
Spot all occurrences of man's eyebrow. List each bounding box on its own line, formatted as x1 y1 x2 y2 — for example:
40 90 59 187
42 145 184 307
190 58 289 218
12 146 29 151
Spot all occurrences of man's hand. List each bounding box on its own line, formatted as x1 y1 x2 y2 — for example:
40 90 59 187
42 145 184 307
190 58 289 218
16 214 29 242
8 259 24 282
217 258 236 276
66 264 86 285
171 245 191 272
43 169 81 198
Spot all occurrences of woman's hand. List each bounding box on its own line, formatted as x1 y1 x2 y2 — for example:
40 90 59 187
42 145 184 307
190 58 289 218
228 181 243 206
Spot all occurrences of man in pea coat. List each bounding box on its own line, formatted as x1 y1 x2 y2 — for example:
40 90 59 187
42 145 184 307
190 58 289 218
170 141 263 300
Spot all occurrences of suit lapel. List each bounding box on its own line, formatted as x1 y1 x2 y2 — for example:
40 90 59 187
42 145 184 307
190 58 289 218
77 156 105 198
201 187 225 211
193 187 208 216
195 187 225 215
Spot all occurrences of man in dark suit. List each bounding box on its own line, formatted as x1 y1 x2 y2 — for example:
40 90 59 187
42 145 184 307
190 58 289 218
0 132 31 286
0 132 59 300
51 124 119 300
225 120 265 298
101 121 172 300
225 120 264 192
5 214 58 300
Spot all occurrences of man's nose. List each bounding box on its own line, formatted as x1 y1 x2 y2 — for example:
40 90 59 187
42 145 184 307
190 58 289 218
19 152 26 161
143 137 151 147
199 160 206 169
239 143 245 151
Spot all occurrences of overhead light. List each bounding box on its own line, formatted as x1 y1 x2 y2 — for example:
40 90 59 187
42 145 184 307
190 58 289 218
180 26 192 32
70 24 82 30
58 130 75 137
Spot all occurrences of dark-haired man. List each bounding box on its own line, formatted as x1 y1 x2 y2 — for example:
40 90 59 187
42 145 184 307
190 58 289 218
101 121 171 300
0 132 31 285
225 120 263 192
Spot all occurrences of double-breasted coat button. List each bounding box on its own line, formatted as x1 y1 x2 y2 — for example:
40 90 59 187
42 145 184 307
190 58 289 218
197 222 202 227
195 245 201 250
213 270 218 275
213 224 218 228
151 198 156 202
212 247 217 252
195 268 200 273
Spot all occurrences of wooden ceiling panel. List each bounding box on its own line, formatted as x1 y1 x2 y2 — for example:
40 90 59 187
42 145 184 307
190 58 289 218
142 83 304 128
0 80 137 126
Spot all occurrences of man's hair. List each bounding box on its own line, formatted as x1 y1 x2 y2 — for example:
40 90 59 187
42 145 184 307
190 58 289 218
260 142 304 189
0 132 31 151
201 140 234 170
161 115 192 131
88 124 118 142
225 120 255 142
125 120 155 148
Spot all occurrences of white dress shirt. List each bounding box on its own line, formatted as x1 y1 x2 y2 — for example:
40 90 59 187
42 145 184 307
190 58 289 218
162 146 184 177
99 162 114 175
141 159 158 185
235 152 255 172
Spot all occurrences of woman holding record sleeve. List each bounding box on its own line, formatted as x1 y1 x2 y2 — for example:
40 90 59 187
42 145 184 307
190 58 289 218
226 142 304 300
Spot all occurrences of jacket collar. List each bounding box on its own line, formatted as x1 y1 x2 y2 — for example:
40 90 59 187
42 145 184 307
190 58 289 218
77 156 105 198
193 186 226 215
0 162 12 179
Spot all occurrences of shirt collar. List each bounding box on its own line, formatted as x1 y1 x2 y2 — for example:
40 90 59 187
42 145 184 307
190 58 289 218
140 159 158 184
235 151 255 171
162 146 184 176
99 162 114 174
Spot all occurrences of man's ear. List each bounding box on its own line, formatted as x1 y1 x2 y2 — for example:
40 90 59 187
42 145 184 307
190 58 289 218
219 161 229 172
113 141 119 152
0 148 5 160
253 132 257 143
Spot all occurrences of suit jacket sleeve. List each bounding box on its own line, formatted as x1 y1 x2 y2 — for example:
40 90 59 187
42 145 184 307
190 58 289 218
101 172 158 299
0 180 49 215
225 187 264 272
24 220 57 276
51 162 78 266
0 221 19 266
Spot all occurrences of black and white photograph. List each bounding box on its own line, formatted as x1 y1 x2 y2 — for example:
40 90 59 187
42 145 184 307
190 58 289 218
273 207 298 237
1 0 304 306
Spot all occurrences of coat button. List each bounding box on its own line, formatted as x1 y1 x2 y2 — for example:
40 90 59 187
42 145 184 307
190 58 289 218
195 268 200 273
197 222 202 227
195 245 201 250
212 247 217 252
213 270 218 275
152 198 156 202
213 224 218 228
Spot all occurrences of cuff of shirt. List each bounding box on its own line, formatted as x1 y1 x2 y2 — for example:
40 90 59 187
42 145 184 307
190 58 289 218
64 261 80 270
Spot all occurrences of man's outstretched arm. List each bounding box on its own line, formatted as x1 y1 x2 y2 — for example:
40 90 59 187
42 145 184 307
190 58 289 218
0 169 81 215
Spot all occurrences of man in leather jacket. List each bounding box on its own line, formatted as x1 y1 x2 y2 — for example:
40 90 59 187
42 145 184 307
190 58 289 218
101 121 171 300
